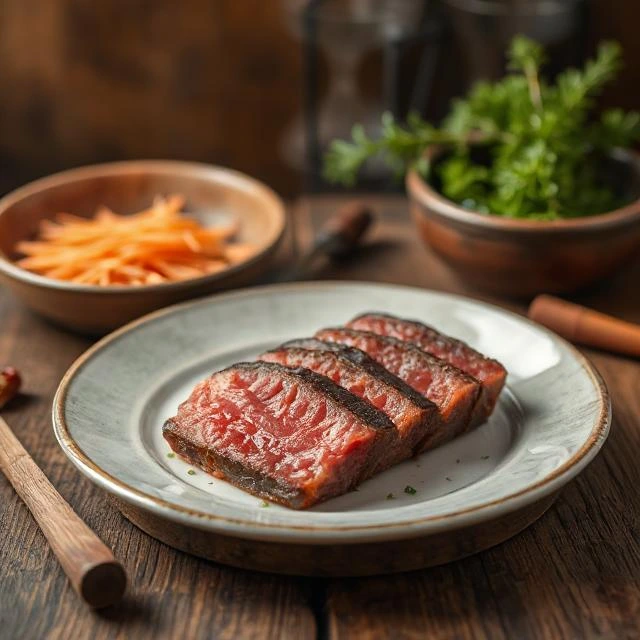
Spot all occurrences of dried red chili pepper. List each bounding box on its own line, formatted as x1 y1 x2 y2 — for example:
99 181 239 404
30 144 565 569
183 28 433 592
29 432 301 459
0 367 21 408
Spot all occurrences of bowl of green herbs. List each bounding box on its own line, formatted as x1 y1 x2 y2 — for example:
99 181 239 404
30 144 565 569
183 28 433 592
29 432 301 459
325 37 640 296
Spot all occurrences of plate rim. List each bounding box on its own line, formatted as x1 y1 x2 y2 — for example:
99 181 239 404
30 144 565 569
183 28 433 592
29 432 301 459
52 281 611 543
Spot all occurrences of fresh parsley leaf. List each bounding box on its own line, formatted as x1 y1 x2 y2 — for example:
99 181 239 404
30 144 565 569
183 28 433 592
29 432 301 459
508 36 545 74
324 36 639 219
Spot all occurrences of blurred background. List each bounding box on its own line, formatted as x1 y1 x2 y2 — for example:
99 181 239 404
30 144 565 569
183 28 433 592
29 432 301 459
0 0 637 197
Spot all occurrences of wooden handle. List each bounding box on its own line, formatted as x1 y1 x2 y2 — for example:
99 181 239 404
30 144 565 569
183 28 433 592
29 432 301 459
0 416 126 608
528 295 640 357
316 202 374 258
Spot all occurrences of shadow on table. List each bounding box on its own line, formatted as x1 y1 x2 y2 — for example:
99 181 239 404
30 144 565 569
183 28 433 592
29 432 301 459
96 595 152 623
321 441 640 638
301 240 401 281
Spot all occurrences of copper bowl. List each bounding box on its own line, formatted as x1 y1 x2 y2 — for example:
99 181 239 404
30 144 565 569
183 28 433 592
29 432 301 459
407 150 640 297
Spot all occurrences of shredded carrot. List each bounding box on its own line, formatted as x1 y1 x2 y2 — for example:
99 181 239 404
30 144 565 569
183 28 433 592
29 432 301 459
14 195 254 286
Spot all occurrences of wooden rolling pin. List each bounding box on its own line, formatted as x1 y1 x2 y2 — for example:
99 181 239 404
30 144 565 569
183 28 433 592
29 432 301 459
528 295 640 357
0 414 127 608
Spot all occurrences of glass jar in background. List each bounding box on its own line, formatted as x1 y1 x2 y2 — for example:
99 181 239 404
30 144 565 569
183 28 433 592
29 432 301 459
281 0 428 185
443 0 587 84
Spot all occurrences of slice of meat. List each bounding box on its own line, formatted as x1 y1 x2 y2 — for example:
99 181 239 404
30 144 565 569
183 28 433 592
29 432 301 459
347 313 507 426
163 362 395 509
260 339 438 467
315 328 480 452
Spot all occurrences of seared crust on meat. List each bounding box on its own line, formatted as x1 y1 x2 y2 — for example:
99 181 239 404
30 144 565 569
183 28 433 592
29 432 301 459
163 361 395 507
228 361 395 434
163 421 309 508
276 339 436 411
263 342 439 466
347 313 507 426
315 327 482 452
315 328 480 388
349 312 505 372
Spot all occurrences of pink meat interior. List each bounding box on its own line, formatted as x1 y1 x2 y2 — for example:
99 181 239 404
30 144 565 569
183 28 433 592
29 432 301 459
348 314 506 390
347 314 506 418
315 328 478 423
173 366 376 493
262 348 419 437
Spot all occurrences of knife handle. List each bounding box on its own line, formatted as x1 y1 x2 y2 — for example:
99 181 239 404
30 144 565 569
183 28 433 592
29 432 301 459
315 202 374 258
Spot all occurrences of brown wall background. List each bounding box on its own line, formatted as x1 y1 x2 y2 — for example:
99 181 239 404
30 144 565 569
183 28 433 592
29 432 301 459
0 0 637 198
0 1 302 195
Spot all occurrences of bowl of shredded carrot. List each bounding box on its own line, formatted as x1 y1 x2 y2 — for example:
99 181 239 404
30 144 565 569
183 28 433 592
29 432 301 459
0 161 286 333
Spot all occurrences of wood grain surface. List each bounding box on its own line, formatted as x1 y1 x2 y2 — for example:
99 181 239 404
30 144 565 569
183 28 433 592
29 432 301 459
1 195 639 638
0 1 303 196
0 2 638 198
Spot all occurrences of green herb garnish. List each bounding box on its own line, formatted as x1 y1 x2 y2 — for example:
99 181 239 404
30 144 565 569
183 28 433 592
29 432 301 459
386 493 395 500
481 455 490 460
260 501 270 508
404 485 417 495
325 37 640 219
187 469 196 476
166 452 175 459
446 477 452 482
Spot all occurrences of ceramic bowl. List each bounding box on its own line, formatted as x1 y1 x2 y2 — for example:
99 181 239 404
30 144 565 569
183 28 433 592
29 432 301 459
407 150 640 297
0 160 286 333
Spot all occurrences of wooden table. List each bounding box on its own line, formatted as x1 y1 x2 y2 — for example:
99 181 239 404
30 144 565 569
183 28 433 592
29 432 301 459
1 195 639 639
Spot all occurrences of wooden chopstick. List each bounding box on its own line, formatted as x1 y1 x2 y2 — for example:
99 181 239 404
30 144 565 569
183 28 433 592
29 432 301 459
0 416 126 608
529 295 640 357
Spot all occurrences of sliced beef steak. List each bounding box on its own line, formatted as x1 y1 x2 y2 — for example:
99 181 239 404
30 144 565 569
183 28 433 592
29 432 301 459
347 313 507 426
315 328 480 451
260 339 438 466
163 362 395 508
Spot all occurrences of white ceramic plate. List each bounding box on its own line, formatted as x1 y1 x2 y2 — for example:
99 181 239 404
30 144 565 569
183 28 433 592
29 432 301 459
53 282 610 548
